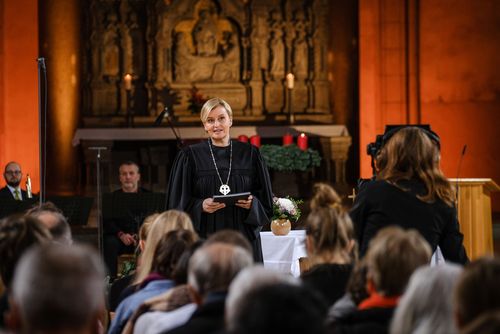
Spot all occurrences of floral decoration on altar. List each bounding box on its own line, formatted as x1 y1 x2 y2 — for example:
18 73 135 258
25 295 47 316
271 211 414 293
187 85 209 114
272 196 303 223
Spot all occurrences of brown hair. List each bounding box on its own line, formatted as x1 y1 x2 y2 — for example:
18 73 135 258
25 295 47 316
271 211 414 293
454 257 500 329
0 215 52 287
152 229 198 279
365 226 431 296
305 183 357 265
376 127 455 206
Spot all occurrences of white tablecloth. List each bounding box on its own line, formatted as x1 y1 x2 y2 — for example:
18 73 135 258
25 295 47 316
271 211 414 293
260 230 307 277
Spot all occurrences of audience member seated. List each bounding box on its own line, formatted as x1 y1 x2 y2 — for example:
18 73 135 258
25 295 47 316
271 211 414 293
301 183 356 306
26 201 73 245
162 242 254 334
460 310 500 334
104 161 150 278
331 226 431 334
0 215 52 329
226 282 328 334
6 243 106 333
133 230 252 334
350 127 468 264
390 263 462 334
454 257 500 331
0 162 27 201
225 265 299 331
124 241 203 334
109 229 197 334
327 260 369 323
108 213 158 312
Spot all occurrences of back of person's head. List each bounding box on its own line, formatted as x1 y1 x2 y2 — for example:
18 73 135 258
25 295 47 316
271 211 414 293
460 310 500 334
139 213 160 242
306 183 356 264
345 259 369 305
134 210 196 284
172 240 205 285
10 243 106 333
390 263 463 334
454 257 500 329
151 229 198 279
226 266 299 329
376 126 454 206
27 203 72 245
205 229 252 255
0 215 52 287
227 283 327 334
365 226 431 296
188 243 253 298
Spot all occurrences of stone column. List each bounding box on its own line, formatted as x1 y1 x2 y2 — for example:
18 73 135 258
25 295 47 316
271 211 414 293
39 0 82 195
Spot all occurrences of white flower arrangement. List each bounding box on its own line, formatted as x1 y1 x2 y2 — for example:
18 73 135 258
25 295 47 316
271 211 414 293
272 196 303 222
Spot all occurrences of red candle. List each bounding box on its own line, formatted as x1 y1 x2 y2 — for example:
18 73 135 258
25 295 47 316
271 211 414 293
297 133 308 151
250 135 261 148
238 135 249 143
282 133 293 146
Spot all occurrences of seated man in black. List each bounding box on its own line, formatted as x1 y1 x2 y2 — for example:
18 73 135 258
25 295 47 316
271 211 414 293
0 161 27 201
104 161 150 279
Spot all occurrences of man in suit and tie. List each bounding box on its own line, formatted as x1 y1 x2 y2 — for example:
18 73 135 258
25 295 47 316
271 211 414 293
0 162 27 201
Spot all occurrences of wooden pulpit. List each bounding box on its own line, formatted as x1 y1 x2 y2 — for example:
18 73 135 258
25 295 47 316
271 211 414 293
449 178 500 259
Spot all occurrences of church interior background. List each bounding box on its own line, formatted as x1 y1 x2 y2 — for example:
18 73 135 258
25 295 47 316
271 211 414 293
0 0 499 250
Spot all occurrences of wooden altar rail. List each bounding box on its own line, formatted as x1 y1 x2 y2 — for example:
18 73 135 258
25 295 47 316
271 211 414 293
450 178 500 259
73 125 352 184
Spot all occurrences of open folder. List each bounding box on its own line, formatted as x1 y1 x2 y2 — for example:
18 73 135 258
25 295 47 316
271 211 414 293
213 192 251 205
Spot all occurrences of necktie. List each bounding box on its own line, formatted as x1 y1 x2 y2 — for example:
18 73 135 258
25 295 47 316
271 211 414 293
14 189 21 201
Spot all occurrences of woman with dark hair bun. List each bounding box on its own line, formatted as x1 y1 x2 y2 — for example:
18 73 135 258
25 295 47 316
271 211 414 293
301 183 356 306
350 126 468 264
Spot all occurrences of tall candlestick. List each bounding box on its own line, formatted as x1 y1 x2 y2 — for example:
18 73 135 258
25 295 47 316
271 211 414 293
282 133 293 146
297 133 308 151
250 135 261 148
124 73 132 91
286 73 295 89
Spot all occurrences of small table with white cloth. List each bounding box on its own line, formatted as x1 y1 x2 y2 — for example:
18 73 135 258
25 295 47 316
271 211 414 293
260 230 307 277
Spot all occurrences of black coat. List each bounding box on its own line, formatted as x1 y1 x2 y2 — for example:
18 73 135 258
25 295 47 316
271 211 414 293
331 307 395 334
166 140 273 262
163 297 225 334
350 179 468 264
0 186 27 200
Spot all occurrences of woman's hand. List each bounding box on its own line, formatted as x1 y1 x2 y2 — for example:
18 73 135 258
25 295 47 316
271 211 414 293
203 198 226 213
235 195 253 210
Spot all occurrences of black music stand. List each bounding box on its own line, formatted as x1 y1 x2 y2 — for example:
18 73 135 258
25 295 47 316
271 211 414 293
47 196 94 226
0 198 39 219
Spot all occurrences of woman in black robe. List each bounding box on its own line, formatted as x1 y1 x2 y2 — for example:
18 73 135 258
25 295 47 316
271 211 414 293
166 97 273 261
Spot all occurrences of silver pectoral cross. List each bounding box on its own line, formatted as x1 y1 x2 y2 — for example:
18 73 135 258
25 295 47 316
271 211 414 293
219 184 231 195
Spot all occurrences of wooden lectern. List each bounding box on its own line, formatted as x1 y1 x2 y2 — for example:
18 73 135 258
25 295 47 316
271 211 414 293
449 178 500 259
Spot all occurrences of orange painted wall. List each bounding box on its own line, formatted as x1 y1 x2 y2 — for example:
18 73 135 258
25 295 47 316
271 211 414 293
0 0 39 191
419 0 500 210
359 0 500 210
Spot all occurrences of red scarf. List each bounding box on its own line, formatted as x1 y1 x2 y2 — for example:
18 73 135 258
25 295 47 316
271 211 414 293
358 281 400 310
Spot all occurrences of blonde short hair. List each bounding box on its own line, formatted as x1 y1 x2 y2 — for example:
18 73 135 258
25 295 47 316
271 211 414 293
200 97 233 123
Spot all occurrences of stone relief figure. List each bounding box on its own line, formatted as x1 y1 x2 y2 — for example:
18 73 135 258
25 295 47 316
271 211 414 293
293 11 309 79
269 10 285 80
172 0 238 83
101 13 120 77
193 9 218 56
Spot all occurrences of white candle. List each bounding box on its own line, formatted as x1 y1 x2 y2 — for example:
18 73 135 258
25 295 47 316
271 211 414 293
286 73 295 89
124 74 132 91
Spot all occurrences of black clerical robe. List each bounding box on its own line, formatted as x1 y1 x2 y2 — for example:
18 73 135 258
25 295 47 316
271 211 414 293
166 140 273 261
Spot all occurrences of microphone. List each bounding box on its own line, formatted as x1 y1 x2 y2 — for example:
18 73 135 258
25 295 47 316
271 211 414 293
154 107 169 126
454 144 467 205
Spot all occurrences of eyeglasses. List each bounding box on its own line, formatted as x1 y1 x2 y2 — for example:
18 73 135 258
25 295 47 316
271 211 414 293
5 171 21 175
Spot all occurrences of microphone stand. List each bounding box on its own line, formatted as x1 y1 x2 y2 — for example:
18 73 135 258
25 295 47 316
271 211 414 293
37 57 47 206
155 107 183 149
89 146 107 258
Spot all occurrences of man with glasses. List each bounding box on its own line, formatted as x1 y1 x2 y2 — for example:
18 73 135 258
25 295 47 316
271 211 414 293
1 161 27 201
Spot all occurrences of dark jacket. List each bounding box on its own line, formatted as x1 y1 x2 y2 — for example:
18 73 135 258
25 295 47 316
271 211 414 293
331 307 395 334
350 179 468 264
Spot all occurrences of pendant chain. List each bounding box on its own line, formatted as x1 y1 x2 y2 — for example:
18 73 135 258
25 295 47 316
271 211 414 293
208 138 232 192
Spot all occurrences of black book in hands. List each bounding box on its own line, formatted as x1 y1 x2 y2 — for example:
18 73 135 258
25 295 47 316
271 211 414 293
213 192 251 205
